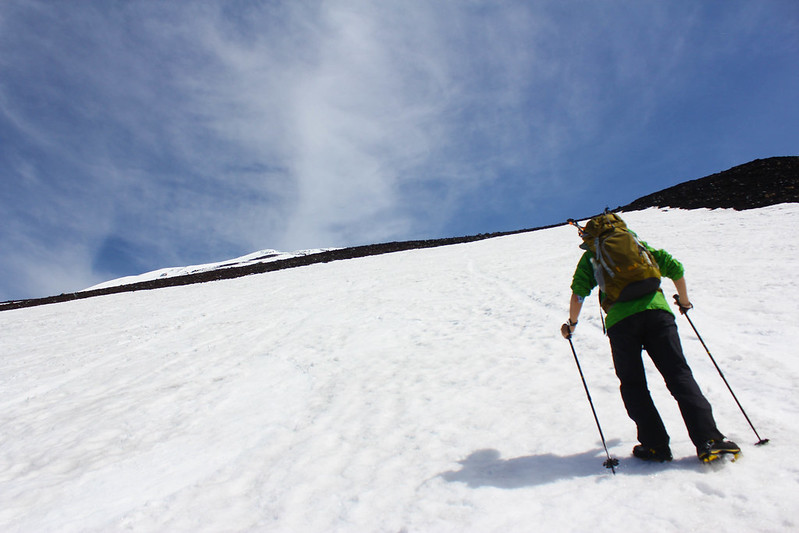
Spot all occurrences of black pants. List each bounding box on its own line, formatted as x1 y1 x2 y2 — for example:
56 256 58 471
607 309 723 449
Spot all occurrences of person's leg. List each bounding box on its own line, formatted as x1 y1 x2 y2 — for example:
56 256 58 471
642 310 724 448
608 313 670 447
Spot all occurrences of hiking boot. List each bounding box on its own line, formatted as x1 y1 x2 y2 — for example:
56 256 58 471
632 444 673 462
697 439 741 463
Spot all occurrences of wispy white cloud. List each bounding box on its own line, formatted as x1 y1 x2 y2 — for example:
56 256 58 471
176 2 566 246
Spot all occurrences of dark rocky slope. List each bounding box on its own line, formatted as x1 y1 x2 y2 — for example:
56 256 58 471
620 156 798 211
2 156 796 311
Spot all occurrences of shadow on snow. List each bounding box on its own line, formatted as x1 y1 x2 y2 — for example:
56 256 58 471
440 446 704 487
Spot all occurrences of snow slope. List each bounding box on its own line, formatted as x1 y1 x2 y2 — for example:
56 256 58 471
1 205 798 532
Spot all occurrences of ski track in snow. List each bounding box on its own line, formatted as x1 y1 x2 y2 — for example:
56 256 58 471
1 206 798 532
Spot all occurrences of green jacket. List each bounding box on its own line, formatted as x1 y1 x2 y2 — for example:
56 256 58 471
570 241 685 330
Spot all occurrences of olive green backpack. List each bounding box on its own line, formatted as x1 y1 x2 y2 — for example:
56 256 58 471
576 212 661 312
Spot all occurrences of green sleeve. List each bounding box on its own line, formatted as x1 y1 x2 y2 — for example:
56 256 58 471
644 242 685 280
570 251 596 297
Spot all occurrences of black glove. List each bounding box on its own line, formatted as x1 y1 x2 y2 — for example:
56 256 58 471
673 294 693 315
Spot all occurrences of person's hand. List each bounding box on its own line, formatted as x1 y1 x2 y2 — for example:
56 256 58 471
561 319 577 339
673 294 693 315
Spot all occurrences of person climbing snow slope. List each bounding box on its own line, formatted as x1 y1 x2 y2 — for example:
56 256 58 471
561 212 739 463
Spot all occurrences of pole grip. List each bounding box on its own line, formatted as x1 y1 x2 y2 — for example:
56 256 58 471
673 293 691 314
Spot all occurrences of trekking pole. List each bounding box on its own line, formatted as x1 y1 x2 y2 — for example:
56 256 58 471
565 332 619 473
673 295 769 446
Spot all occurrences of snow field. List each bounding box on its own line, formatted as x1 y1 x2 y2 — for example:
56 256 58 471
1 205 798 532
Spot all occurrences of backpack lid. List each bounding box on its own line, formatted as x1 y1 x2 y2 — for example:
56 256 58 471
582 212 628 241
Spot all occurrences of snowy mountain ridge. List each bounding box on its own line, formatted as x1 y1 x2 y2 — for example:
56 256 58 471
84 248 338 291
2 204 798 532
88 156 799 296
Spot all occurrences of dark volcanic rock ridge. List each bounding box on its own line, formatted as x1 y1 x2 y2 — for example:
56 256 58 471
620 156 798 211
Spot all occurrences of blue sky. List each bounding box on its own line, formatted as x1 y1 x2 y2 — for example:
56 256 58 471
1 1 797 301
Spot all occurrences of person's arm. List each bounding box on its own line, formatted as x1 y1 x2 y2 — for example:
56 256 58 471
569 292 584 324
673 276 692 311
564 252 594 338
647 244 692 311
562 293 584 338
